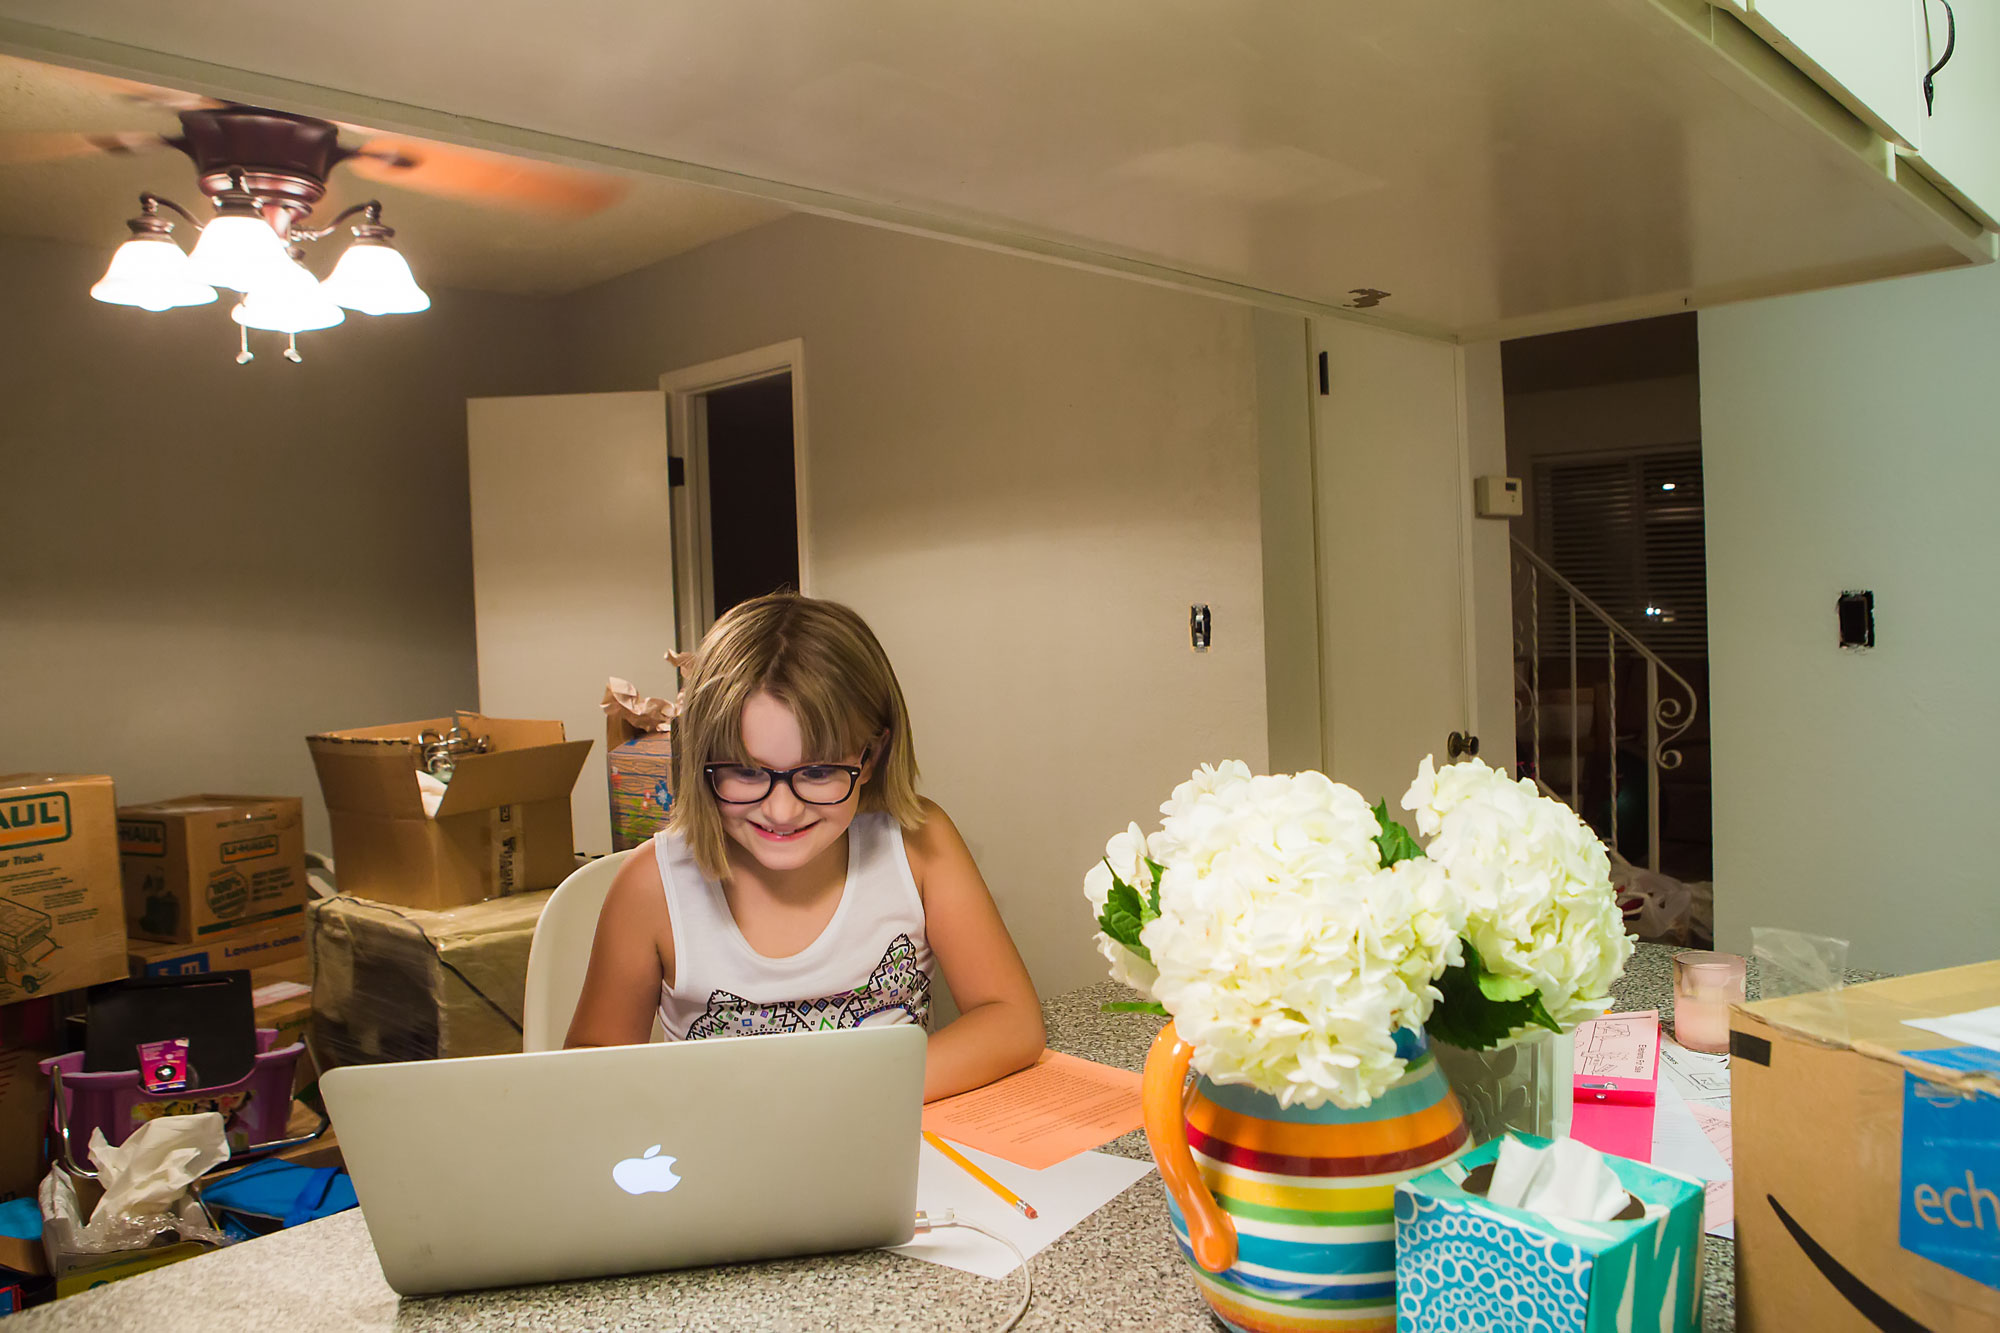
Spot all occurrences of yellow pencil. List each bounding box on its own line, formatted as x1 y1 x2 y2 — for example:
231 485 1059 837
922 1131 1039 1219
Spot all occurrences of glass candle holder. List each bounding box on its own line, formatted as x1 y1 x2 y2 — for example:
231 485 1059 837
1672 951 1748 1054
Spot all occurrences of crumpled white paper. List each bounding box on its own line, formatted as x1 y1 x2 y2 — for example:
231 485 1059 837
417 769 448 818
1486 1136 1630 1222
87 1112 230 1227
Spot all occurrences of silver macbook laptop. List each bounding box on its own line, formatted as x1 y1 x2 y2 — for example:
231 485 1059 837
321 1025 926 1296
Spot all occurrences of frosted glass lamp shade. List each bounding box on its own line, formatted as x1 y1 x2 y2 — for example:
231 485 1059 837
321 237 431 315
231 259 345 333
90 234 217 311
190 211 288 292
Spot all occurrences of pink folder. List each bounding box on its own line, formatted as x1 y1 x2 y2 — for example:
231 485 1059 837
1569 1009 1659 1162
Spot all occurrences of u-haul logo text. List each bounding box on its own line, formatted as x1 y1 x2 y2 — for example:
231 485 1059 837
0 793 71 851
119 820 167 857
220 834 279 863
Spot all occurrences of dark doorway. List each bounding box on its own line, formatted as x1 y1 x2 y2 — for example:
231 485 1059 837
703 373 798 619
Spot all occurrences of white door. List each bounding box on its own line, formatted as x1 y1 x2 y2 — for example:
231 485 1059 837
467 392 676 856
1310 319 1476 809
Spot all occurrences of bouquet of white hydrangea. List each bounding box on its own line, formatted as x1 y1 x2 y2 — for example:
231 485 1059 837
1088 756 1631 1109
1400 755 1634 1043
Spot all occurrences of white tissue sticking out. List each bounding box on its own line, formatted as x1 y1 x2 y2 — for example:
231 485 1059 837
86 1112 230 1226
1485 1136 1630 1222
417 770 448 818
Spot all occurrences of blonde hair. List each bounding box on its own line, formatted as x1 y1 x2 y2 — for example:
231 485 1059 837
669 593 923 880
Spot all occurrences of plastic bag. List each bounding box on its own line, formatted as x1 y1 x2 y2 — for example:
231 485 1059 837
39 1113 232 1255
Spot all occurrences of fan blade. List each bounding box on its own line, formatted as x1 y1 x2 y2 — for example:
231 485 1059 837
0 131 167 165
347 137 627 217
64 70 223 113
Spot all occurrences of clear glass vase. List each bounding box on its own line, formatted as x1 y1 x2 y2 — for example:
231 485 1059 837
1430 1028 1574 1146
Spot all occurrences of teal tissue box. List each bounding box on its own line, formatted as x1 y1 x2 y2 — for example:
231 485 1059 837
1394 1133 1704 1333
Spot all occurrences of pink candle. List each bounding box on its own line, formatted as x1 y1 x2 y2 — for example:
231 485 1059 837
1673 951 1747 1054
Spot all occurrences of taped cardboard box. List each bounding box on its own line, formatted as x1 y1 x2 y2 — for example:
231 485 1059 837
1733 960 2000 1331
0 774 126 1005
127 914 306 977
118 794 307 944
306 713 589 911
307 889 550 1070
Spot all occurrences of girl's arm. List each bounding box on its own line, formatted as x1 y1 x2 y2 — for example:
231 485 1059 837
908 799 1046 1100
564 851 674 1048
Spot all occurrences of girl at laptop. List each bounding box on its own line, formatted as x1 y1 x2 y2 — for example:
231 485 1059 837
566 593 1046 1101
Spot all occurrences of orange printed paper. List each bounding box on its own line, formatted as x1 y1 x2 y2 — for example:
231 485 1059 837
922 1050 1145 1170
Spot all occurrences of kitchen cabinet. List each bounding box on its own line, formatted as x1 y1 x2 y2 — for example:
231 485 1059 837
1902 0 2000 228
1736 0 1930 148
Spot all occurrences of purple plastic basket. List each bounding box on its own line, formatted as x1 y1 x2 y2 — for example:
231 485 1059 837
40 1028 304 1159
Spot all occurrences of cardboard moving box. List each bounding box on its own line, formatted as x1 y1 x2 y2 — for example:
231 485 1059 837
307 714 589 911
1733 960 2000 1331
308 889 549 1069
128 913 307 977
0 774 125 1006
118 795 307 943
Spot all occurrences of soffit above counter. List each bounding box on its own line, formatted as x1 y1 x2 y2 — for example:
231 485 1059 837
0 0 1987 341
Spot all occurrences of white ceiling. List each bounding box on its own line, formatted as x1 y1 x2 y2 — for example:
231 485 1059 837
0 1 1985 337
0 53 789 296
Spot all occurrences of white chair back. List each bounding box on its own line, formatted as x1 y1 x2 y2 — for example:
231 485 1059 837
522 849 638 1052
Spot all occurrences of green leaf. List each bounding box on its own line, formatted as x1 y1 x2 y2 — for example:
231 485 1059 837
1097 866 1153 964
1425 939 1562 1051
1143 857 1166 916
1371 800 1426 868
1100 1000 1171 1017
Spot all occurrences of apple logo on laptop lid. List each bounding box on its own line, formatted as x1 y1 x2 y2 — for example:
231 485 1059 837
613 1145 682 1196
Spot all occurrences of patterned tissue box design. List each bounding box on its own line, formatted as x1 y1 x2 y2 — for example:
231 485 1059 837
1394 1132 1704 1333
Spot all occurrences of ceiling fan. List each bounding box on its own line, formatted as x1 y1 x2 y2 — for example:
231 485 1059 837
12 70 628 362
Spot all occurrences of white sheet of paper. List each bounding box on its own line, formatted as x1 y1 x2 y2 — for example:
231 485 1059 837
889 1140 1155 1279
1903 1004 2000 1055
1649 1077 1733 1238
1658 1037 1731 1105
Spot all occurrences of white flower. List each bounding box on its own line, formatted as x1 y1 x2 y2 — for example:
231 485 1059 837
1402 756 1634 1038
1084 823 1159 995
1096 766 1466 1110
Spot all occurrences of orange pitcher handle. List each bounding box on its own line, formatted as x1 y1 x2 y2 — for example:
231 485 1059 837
1143 1022 1236 1272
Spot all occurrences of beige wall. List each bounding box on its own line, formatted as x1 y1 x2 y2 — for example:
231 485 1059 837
555 214 1271 999
1701 263 2000 973
0 235 567 852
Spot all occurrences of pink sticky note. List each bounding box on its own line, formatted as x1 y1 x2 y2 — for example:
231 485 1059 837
1570 1010 1660 1162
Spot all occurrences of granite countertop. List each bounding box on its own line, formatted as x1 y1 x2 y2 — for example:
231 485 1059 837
15 942 1794 1332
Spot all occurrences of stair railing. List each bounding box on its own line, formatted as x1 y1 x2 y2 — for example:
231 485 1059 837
1511 538 1699 871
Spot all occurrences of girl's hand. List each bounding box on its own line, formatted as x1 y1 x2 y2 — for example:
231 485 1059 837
564 851 674 1048
908 799 1046 1100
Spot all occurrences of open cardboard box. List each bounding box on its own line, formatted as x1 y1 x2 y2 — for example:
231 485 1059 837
306 713 589 911
1733 960 2000 1331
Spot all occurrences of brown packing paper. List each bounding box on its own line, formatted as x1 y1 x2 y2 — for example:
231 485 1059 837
603 668 688 853
307 888 552 1070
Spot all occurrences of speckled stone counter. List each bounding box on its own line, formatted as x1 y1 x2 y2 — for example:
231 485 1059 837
14 943 1805 1332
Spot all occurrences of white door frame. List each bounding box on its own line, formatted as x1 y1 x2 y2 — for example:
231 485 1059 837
659 339 811 649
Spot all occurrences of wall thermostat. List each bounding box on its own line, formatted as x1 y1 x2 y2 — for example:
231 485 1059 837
1474 475 1523 518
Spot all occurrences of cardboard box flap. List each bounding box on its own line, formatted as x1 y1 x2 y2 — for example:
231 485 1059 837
459 713 570 750
1739 959 2000 1094
434 740 592 816
306 741 426 820
119 794 297 818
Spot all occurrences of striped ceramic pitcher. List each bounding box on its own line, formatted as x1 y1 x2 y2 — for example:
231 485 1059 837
1144 1023 1470 1333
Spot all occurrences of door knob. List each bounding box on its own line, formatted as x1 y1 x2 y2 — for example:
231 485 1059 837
1447 731 1480 760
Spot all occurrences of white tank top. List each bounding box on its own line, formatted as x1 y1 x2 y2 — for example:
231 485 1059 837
653 812 935 1041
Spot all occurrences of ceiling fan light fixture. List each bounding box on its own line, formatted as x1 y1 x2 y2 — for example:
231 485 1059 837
321 223 430 316
90 216 217 312
189 193 289 292
230 256 345 334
